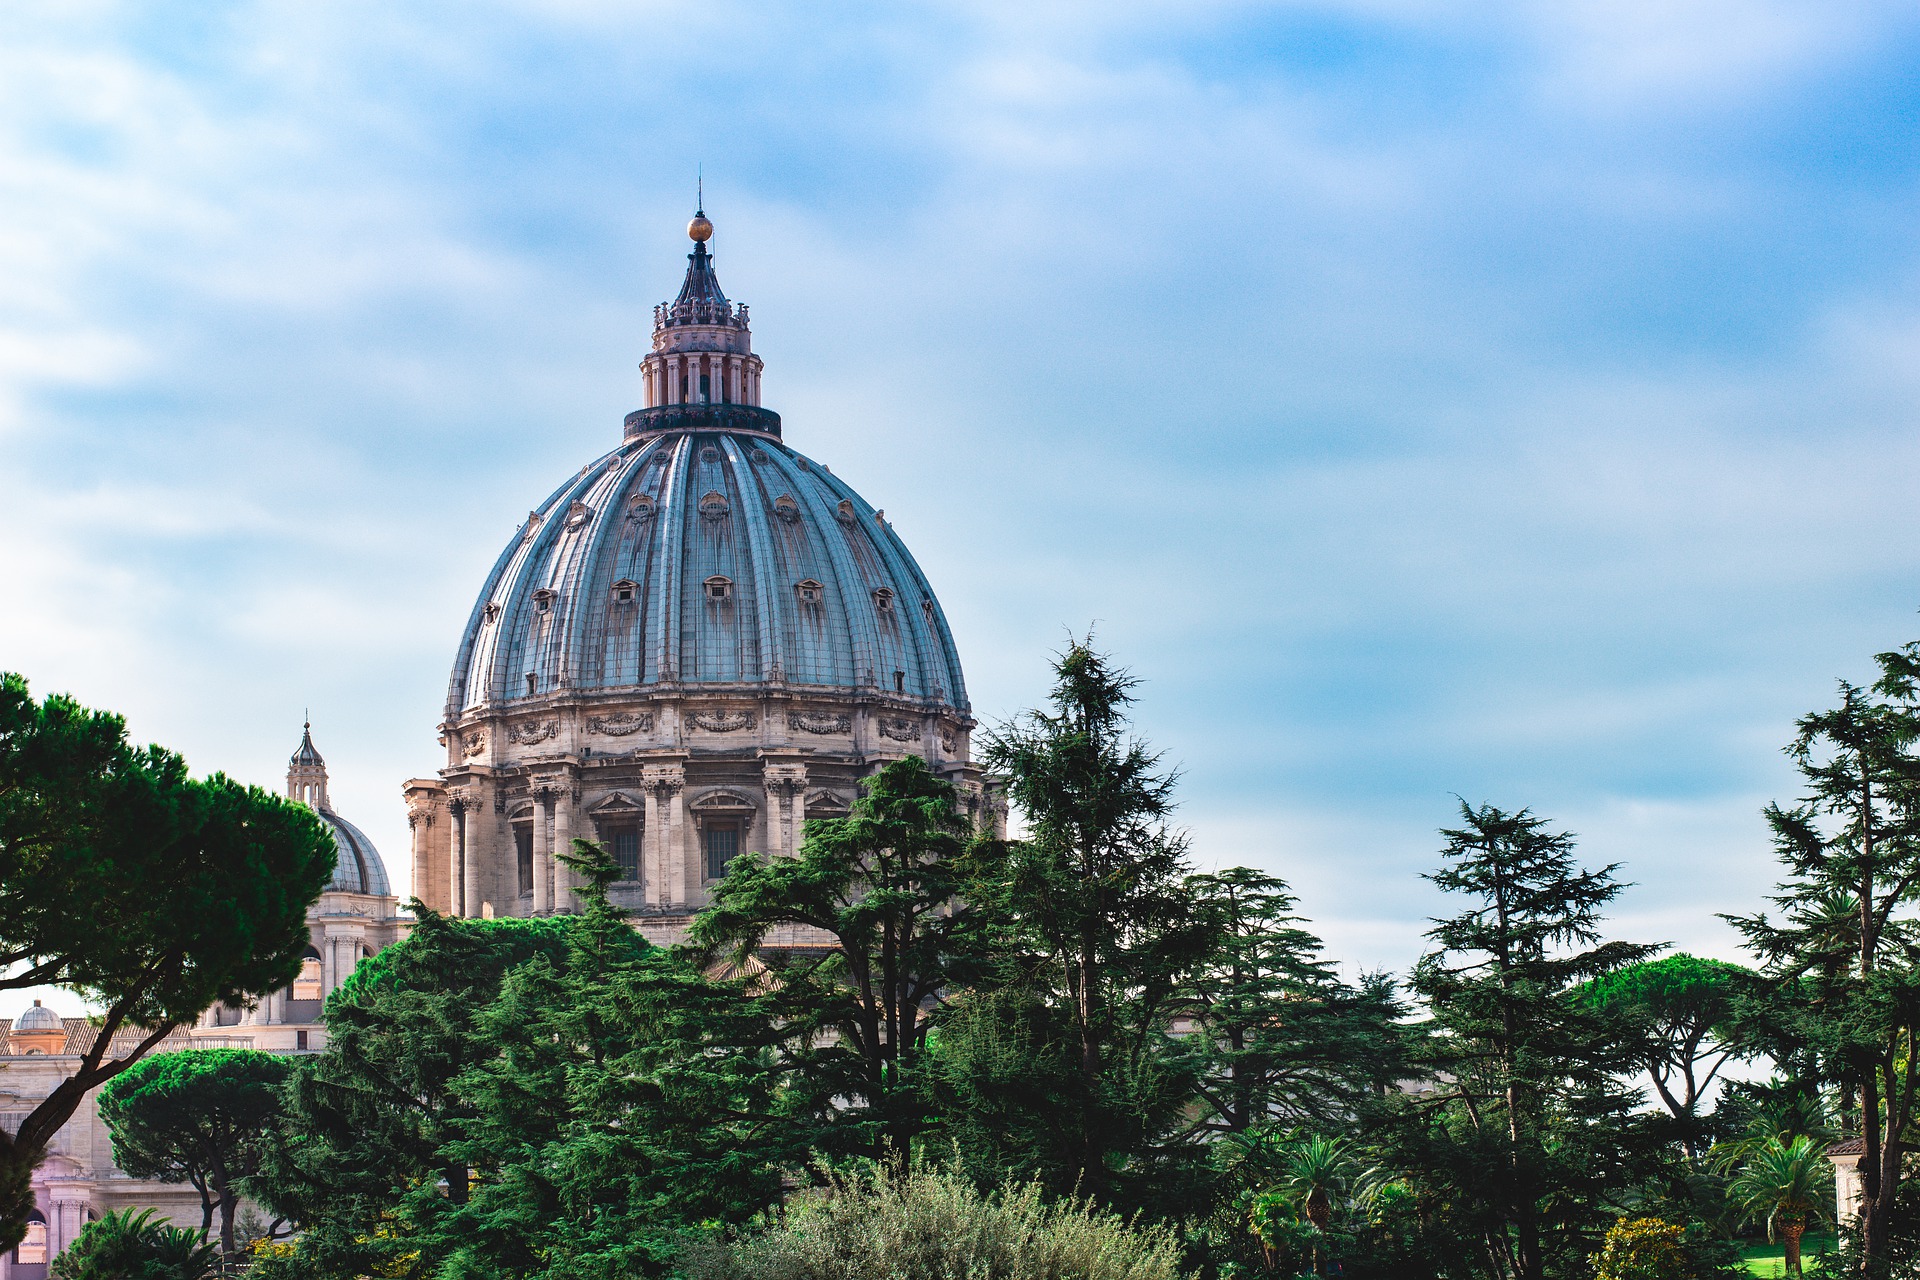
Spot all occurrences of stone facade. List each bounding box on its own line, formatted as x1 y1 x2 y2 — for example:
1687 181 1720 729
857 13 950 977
0 1021 204 1279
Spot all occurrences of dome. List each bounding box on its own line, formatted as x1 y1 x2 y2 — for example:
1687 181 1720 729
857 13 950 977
15 1001 59 1033
319 809 391 896
409 211 997 937
447 427 968 713
286 723 393 897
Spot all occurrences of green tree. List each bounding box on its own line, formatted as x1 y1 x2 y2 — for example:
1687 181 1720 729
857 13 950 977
50 1207 219 1280
953 639 1213 1205
244 906 571 1278
99 1049 290 1257
1724 1136 1831 1279
1582 954 1757 1156
1723 643 1920 1264
0 673 335 1249
1173 867 1409 1135
692 755 972 1161
1397 802 1658 1280
433 842 795 1279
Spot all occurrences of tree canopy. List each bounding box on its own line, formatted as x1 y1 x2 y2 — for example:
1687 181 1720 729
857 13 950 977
0 673 335 1250
99 1048 291 1258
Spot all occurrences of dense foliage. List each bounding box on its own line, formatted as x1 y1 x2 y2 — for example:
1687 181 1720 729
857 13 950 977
0 673 335 1250
50 1208 219 1280
99 1048 290 1257
93 633 1920 1278
679 1159 1187 1280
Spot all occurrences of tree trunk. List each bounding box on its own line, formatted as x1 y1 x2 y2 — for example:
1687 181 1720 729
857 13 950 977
219 1190 238 1259
1782 1218 1805 1279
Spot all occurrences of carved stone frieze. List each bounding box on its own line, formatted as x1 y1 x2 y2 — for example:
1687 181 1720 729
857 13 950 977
586 711 654 737
877 716 920 742
462 732 487 758
507 719 559 745
788 711 851 735
687 710 755 733
938 725 959 753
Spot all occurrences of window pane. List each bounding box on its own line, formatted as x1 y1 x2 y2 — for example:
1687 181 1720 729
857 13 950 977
611 829 641 882
704 825 739 880
516 825 534 893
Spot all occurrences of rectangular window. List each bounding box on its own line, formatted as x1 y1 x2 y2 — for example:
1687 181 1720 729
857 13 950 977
703 824 740 881
610 827 641 883
295 1029 308 1051
515 824 534 894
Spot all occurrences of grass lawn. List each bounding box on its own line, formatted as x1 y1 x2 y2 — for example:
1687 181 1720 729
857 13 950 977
1738 1232 1836 1277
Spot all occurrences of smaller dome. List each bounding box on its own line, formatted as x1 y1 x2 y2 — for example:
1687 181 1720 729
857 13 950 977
15 1001 59 1032
317 810 392 897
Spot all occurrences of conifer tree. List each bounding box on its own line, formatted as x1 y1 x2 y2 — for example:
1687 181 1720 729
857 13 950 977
0 674 335 1249
1400 803 1656 1280
99 1049 290 1257
692 755 972 1162
942 639 1213 1206
1725 640 1920 1264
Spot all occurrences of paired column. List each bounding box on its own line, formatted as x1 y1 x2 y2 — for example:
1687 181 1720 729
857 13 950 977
448 796 468 918
532 787 554 915
762 763 808 859
642 763 685 909
554 786 575 912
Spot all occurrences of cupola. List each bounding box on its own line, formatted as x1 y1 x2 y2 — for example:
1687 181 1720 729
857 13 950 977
10 1001 66 1054
631 206 772 437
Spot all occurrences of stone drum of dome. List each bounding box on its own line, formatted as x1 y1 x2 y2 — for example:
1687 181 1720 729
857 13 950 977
405 211 999 944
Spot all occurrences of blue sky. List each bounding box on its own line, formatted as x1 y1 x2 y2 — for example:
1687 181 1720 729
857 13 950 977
3 1 1919 1014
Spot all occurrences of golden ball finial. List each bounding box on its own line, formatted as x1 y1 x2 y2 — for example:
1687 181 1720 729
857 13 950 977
688 212 713 243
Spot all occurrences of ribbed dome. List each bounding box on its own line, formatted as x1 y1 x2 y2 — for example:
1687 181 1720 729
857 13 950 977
447 431 968 713
15 1002 60 1032
318 809 392 897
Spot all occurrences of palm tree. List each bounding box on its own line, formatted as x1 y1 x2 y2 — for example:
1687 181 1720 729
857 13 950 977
1725 1135 1833 1280
1266 1135 1356 1274
51 1207 220 1280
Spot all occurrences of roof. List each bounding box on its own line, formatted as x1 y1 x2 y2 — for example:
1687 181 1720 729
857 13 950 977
447 433 969 711
0 1018 196 1058
674 239 728 309
290 723 324 767
1828 1137 1867 1157
318 808 392 897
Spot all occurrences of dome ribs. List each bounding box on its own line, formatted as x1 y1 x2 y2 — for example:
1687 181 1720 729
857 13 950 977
721 434 788 685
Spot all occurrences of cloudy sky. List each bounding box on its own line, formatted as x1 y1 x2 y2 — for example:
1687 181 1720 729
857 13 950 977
3 1 1918 1013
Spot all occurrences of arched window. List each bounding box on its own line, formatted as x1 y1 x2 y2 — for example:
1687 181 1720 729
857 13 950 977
16 1210 47 1264
704 576 734 602
292 948 323 1001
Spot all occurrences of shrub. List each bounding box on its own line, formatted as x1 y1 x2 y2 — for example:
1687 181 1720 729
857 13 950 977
1593 1217 1687 1280
681 1161 1187 1280
51 1208 219 1280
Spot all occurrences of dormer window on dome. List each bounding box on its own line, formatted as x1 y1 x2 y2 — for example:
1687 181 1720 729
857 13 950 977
612 578 639 604
483 601 501 624
700 491 730 521
773 494 800 524
628 494 656 520
565 500 593 530
796 579 824 604
872 587 895 612
836 499 857 525
704 576 734 602
532 588 558 614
